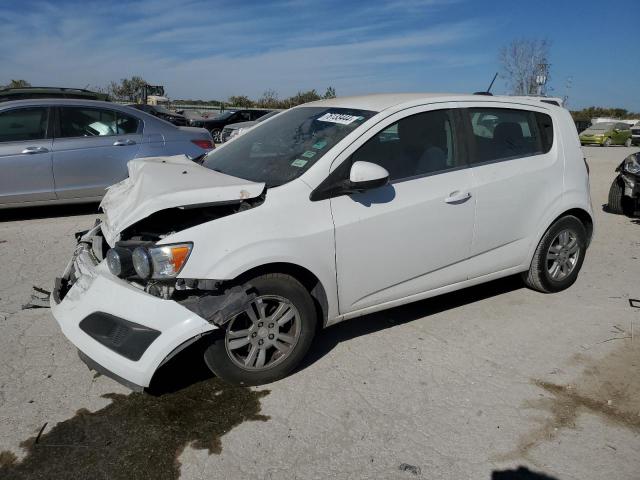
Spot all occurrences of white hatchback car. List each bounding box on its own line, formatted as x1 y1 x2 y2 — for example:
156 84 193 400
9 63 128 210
51 93 593 389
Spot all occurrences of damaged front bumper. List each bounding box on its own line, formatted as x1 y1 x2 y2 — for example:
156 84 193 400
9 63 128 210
50 224 218 390
619 172 640 199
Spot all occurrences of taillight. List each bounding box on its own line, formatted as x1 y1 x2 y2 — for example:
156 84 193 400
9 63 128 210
191 139 214 150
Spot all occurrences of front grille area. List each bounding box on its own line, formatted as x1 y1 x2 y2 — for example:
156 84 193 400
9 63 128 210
79 312 161 361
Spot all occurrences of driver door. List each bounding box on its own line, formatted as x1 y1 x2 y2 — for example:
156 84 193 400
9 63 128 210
329 104 476 314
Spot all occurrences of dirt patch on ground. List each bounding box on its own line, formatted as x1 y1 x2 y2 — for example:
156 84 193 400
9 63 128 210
497 340 640 461
0 378 269 480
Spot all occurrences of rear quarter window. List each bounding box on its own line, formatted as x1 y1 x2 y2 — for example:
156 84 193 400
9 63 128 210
466 108 554 164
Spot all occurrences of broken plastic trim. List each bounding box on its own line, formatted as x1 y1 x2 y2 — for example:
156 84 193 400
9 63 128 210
178 285 256 327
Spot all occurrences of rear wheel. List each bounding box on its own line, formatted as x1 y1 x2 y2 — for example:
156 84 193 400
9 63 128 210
607 178 625 214
203 274 317 385
522 215 587 293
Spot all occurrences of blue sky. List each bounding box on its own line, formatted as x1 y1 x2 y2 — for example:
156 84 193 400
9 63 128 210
1 0 638 110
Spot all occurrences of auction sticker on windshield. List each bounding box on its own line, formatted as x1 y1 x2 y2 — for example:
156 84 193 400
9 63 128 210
317 113 363 125
291 159 308 167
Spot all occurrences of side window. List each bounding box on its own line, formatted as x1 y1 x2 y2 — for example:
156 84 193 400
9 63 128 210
0 107 48 143
536 112 554 153
59 107 117 138
238 111 251 121
115 112 140 135
466 108 552 164
351 109 458 182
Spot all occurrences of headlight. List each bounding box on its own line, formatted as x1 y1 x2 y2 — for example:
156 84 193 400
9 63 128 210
106 247 134 277
623 154 640 174
133 243 192 279
229 129 241 139
132 247 152 279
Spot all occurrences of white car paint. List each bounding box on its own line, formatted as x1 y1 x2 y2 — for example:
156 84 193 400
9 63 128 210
51 93 593 389
100 155 264 245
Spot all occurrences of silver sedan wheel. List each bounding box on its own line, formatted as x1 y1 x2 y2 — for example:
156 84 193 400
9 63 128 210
224 295 301 371
546 229 580 281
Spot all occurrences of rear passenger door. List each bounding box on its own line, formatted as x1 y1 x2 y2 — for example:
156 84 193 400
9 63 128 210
460 103 560 278
0 106 55 204
52 106 142 199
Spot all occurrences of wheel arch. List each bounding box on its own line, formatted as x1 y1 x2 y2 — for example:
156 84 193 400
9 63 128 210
231 262 330 329
559 208 594 247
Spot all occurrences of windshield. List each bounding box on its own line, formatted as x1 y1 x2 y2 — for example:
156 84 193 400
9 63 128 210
588 123 615 131
214 111 234 120
203 107 375 187
256 110 279 123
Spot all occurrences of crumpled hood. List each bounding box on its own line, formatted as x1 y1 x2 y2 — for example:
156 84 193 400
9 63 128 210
100 155 265 246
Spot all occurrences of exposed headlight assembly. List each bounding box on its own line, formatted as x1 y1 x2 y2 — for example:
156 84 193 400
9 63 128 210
623 153 640 174
108 243 193 279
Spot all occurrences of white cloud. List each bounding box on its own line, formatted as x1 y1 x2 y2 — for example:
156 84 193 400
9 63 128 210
0 0 489 99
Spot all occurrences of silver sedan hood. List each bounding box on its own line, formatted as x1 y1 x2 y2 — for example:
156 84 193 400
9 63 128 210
100 155 265 246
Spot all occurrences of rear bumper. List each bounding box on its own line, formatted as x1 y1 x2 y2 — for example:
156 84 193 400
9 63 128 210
50 225 217 389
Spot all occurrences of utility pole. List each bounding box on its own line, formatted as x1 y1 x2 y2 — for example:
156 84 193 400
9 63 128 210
535 63 549 96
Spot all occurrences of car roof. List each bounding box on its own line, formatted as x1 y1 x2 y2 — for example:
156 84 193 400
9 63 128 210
301 93 559 112
0 98 138 111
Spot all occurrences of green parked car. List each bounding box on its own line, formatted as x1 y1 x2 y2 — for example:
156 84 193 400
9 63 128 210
580 122 632 147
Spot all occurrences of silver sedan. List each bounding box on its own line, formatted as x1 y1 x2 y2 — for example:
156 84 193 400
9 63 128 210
0 99 214 208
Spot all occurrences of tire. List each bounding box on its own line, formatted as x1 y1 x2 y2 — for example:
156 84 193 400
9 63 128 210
603 137 612 147
203 274 317 385
607 178 625 214
625 138 632 147
522 215 587 293
211 128 222 144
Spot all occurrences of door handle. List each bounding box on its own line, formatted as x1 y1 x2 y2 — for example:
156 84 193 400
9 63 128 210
21 146 49 154
113 139 136 146
444 190 471 204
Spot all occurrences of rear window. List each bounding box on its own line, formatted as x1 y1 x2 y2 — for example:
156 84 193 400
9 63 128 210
467 108 553 164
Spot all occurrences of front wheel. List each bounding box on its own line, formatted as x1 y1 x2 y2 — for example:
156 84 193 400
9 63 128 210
211 128 222 144
607 178 625 214
203 274 317 385
603 137 612 147
625 138 632 147
522 215 587 293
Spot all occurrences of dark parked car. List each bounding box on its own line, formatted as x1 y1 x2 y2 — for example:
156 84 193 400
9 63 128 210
608 151 640 216
128 104 187 126
631 123 640 146
0 87 109 102
190 109 272 143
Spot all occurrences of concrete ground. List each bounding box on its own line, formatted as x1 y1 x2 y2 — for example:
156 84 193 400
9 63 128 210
1 146 639 480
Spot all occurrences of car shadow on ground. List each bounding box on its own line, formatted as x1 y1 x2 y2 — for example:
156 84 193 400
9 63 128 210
0 202 101 222
299 275 523 372
492 466 558 479
150 275 524 393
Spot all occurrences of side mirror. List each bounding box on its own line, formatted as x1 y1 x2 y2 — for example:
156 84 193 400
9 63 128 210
348 161 390 192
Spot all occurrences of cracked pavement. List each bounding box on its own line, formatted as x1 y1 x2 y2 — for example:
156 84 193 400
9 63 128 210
1 148 639 479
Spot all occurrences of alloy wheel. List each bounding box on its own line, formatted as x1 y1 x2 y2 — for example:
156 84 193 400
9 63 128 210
546 229 580 281
224 295 301 371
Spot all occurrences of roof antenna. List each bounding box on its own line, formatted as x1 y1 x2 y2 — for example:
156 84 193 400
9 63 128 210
474 72 498 96
486 72 498 93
